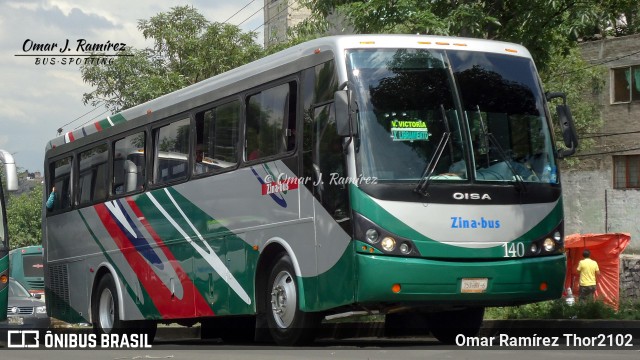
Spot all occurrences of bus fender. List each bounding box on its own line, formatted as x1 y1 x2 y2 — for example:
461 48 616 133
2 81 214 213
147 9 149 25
263 237 302 277
90 262 126 323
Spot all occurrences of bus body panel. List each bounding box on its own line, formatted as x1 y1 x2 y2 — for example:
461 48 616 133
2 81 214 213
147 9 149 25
45 161 356 322
42 35 570 334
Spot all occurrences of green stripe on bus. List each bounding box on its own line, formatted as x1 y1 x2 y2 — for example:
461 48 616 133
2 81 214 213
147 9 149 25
349 184 563 258
78 210 161 319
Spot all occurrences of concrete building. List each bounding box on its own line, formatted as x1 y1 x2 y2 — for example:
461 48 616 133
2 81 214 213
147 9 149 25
563 34 640 250
263 0 312 48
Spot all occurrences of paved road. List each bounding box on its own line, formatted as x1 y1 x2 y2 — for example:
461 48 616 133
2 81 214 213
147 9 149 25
2 320 640 358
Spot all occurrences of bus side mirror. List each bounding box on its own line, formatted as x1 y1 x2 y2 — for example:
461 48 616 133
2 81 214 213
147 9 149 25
547 92 578 158
334 90 358 137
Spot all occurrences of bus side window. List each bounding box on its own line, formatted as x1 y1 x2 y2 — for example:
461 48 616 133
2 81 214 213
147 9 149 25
49 156 73 212
113 132 146 195
154 118 190 184
245 82 296 161
194 100 240 175
78 144 108 206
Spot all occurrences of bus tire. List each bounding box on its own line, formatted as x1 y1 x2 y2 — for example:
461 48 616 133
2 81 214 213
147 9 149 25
264 253 320 346
92 273 121 335
426 307 485 344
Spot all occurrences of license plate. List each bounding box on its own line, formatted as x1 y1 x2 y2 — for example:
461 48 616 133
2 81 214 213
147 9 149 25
8 316 24 325
461 278 488 293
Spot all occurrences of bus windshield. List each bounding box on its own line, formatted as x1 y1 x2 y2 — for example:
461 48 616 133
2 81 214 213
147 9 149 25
347 48 557 184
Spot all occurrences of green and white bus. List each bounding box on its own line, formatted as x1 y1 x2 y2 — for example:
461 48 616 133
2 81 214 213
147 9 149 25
43 35 577 345
0 150 19 322
9 245 45 297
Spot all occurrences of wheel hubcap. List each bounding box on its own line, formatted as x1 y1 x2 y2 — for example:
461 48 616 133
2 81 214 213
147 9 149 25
98 288 114 332
270 270 296 328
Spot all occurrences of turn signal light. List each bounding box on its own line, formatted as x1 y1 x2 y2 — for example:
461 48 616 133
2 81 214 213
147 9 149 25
539 282 548 291
0 274 7 284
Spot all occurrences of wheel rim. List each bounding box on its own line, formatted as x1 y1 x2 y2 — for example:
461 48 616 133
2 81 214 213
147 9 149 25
98 288 115 332
270 270 297 328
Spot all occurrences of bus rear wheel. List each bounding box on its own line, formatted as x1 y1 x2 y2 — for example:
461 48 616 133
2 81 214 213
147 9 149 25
92 273 121 335
264 253 320 346
426 307 485 344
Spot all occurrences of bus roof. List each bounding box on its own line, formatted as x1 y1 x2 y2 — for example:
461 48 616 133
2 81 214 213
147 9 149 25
45 34 532 154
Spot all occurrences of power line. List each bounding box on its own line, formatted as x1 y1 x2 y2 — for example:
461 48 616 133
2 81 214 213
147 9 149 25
222 0 258 24
57 102 105 134
236 2 265 27
551 47 640 79
253 0 299 33
58 3 269 133
581 129 640 139
74 108 111 130
574 145 640 158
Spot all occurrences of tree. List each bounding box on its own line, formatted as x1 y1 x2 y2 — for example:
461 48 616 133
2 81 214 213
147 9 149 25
6 184 43 248
81 6 264 113
300 0 607 71
295 0 640 158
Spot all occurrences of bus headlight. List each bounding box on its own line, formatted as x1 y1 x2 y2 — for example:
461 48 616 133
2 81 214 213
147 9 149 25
381 237 396 252
399 242 411 254
553 231 562 242
543 238 556 252
365 229 380 244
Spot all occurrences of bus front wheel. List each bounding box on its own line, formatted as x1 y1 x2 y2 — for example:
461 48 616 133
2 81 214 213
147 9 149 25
92 273 121 335
264 253 320 346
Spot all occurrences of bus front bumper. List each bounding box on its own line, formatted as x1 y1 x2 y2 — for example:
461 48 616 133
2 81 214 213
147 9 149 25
355 253 566 307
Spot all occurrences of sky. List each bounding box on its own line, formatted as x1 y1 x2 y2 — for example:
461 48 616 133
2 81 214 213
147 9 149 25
0 0 266 174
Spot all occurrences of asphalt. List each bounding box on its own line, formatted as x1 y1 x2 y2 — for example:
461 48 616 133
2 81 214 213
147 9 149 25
152 319 640 341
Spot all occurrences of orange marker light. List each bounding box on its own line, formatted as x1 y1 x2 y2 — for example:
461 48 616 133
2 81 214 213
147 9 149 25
252 245 259 251
392 284 401 293
314 48 321 54
539 282 548 291
505 48 518 53
0 274 7 284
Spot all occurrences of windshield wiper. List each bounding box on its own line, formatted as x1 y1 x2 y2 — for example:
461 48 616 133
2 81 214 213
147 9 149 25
415 131 451 196
475 106 526 192
415 105 454 196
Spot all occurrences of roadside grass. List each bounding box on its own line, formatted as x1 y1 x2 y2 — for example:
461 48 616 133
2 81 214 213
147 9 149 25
486 298 640 320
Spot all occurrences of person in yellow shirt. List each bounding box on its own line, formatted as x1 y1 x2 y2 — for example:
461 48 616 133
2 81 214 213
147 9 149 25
576 249 600 301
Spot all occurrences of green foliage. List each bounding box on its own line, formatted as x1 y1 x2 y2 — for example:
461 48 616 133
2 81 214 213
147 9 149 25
486 299 640 320
296 0 640 157
301 0 611 71
81 6 263 113
6 184 43 248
